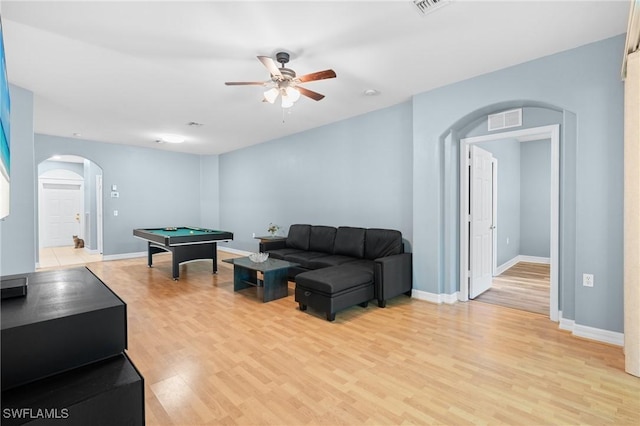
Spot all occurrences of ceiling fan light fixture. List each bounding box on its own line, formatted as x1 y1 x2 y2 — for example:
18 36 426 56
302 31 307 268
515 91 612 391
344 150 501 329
285 87 300 103
281 96 294 109
263 87 279 104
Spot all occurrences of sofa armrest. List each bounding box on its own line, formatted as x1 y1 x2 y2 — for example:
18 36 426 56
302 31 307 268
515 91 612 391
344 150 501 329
259 239 287 252
374 253 412 307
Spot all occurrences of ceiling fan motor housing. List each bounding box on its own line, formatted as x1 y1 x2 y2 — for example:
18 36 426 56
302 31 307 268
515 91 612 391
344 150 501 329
276 51 290 66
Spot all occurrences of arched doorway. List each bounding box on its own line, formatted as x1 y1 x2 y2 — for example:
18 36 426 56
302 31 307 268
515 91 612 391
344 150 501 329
37 155 104 269
438 101 576 322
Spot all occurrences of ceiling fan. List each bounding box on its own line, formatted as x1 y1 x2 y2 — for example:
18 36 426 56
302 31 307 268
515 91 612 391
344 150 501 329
225 52 336 108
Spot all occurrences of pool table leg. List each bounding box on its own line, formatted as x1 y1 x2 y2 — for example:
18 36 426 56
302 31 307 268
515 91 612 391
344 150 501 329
172 260 179 281
147 242 153 268
212 243 218 274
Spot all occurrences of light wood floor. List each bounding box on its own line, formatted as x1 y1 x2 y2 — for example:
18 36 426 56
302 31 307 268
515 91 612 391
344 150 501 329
82 253 639 425
474 262 550 315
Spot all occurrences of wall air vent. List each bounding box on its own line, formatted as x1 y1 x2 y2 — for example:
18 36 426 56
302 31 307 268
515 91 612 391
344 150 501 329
413 0 452 16
487 108 522 131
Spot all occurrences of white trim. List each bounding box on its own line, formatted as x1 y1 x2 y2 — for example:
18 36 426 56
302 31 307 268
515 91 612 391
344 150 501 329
459 124 559 323
495 256 519 276
218 245 252 256
100 246 250 262
102 251 147 261
84 247 100 255
496 255 550 276
412 289 458 304
558 312 624 346
518 255 550 264
492 158 498 277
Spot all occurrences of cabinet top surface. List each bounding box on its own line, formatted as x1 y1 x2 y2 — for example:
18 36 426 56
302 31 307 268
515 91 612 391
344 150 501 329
1 267 124 329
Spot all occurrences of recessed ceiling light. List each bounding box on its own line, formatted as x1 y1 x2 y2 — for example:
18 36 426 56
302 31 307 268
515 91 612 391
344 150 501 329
157 134 186 144
364 89 380 96
72 132 81 137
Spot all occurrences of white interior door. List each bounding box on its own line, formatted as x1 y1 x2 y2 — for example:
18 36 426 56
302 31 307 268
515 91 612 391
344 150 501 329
469 145 494 299
40 180 83 247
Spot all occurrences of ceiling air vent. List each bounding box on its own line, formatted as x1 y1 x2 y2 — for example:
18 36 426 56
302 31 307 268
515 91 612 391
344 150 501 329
487 108 522 132
413 0 452 16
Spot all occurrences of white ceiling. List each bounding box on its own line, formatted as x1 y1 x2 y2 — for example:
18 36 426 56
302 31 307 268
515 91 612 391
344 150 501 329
2 0 630 155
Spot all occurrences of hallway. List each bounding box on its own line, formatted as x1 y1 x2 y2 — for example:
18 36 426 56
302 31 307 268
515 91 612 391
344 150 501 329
38 245 102 269
474 262 550 315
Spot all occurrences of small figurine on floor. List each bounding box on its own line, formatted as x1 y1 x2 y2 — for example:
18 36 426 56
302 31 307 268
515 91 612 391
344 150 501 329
73 235 85 249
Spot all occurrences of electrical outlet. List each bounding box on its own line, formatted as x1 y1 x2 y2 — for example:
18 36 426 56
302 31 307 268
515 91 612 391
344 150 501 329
583 273 594 287
506 237 509 245
113 210 118 217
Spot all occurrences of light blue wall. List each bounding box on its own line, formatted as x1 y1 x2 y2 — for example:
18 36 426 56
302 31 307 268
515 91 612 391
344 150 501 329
218 102 414 253
34 135 203 256
200 155 220 230
1 85 35 275
412 35 624 332
475 137 552 266
520 139 551 258
1 36 625 337
38 160 84 177
475 139 521 266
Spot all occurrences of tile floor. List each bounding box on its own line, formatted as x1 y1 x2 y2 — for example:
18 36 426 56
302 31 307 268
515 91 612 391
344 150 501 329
38 246 103 269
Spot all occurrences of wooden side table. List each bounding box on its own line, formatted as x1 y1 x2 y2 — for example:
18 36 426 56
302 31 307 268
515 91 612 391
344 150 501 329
254 235 286 243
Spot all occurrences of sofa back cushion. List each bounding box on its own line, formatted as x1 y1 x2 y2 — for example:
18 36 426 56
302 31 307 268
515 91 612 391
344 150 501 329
364 228 403 260
286 224 311 250
309 226 337 253
333 227 366 258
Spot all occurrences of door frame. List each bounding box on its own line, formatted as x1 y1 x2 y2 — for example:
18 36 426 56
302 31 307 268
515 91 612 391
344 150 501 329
38 173 85 248
458 124 559 322
96 174 103 254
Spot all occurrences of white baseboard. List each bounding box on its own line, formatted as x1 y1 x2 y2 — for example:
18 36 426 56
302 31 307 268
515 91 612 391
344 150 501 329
102 251 147 261
101 247 249 262
84 248 100 255
496 254 550 275
558 311 623 346
412 289 458 304
496 257 519 275
518 255 550 264
218 246 252 256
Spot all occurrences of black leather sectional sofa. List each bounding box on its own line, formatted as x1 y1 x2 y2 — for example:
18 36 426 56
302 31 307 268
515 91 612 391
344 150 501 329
260 224 412 321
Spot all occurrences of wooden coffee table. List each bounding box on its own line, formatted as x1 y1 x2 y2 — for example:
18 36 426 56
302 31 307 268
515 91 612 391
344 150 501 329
222 257 299 302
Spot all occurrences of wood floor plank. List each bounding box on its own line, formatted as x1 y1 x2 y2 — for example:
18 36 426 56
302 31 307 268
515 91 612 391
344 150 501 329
474 261 550 315
81 253 640 425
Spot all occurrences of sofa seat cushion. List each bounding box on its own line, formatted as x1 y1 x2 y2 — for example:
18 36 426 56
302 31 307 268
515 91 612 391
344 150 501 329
295 265 374 295
308 255 358 269
268 248 306 260
283 252 330 269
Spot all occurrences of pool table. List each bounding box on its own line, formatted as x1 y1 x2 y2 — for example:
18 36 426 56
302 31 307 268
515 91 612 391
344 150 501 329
133 227 234 280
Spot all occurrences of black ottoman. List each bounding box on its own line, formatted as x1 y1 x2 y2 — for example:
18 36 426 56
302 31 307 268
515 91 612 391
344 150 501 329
295 265 374 321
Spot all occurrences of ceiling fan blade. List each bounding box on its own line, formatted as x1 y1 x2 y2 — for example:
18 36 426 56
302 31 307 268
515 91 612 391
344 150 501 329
257 56 283 79
297 86 325 101
224 81 266 86
297 69 336 83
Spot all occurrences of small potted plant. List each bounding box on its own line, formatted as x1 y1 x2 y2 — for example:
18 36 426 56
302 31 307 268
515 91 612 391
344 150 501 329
267 223 280 237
